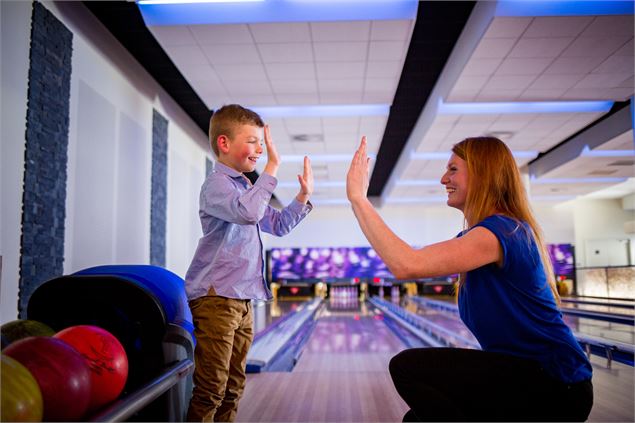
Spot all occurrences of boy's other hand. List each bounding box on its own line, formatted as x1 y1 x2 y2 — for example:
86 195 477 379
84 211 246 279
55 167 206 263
263 124 280 177
296 156 313 204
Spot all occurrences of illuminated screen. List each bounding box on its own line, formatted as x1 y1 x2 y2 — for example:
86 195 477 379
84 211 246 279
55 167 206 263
547 243 576 280
270 247 394 281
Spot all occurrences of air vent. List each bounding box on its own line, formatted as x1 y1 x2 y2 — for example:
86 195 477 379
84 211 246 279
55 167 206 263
291 134 324 142
587 169 618 176
608 160 635 166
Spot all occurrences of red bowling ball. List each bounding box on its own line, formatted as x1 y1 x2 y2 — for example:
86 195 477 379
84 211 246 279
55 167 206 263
4 336 91 421
55 325 128 412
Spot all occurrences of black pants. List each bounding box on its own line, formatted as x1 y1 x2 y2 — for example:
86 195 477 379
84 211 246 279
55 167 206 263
389 348 593 422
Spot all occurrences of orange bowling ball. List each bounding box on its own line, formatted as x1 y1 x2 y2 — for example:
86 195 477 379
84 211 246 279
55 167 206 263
55 325 128 411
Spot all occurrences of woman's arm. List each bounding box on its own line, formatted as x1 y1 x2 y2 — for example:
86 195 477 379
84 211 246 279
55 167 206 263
346 137 501 279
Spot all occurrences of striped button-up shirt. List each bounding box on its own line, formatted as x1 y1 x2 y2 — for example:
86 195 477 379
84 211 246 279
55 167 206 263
185 162 312 301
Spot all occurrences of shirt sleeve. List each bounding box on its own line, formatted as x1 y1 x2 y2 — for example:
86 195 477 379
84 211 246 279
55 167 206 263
474 216 513 271
202 172 278 225
259 198 313 236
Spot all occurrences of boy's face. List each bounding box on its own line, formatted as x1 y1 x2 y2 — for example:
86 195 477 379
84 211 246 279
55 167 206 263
219 124 264 173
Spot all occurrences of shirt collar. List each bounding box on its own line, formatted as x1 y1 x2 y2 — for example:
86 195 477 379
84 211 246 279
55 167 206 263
213 161 243 179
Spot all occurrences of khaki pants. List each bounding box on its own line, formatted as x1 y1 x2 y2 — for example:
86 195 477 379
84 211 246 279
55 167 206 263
186 291 253 422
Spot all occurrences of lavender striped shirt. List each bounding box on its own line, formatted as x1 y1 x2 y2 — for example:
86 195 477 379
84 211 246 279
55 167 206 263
185 162 312 301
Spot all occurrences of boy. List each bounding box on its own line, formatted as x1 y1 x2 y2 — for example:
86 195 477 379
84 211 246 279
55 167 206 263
185 104 313 421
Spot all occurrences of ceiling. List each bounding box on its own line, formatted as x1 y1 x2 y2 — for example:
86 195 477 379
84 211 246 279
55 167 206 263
84 0 634 207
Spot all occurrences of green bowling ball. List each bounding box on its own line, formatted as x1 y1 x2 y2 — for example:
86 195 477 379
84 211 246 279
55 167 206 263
1 319 55 349
1 354 44 422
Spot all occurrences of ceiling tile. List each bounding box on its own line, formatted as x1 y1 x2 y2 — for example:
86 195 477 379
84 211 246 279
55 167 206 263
164 45 209 65
462 58 503 76
233 94 277 106
275 94 320 104
366 61 403 78
484 17 532 38
370 20 412 41
201 43 260 64
543 56 606 75
310 21 371 42
574 73 633 89
270 79 318 94
190 24 253 44
472 38 516 58
523 16 593 38
529 74 584 90
592 55 635 74
316 62 365 79
562 36 632 57
215 63 268 81
150 25 197 46
249 22 311 43
580 15 635 37
362 91 395 103
368 40 407 61
182 64 222 83
257 43 314 63
484 75 536 90
320 92 363 104
495 58 552 75
264 62 316 80
614 39 634 56
314 42 368 62
518 87 568 100
508 37 574 58
223 79 273 96
320 78 364 93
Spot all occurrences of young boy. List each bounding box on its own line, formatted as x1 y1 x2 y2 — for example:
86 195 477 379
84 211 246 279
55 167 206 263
185 104 313 422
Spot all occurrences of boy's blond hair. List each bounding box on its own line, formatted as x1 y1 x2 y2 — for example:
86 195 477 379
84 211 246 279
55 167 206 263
209 104 264 157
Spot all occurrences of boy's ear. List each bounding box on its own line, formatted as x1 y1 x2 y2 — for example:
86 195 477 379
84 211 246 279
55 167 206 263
217 135 230 154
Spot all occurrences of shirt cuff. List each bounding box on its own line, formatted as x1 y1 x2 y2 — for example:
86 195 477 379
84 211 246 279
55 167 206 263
254 172 278 193
289 198 313 215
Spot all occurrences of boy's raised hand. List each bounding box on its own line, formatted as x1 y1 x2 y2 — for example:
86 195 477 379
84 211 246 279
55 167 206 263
296 156 313 205
263 124 280 177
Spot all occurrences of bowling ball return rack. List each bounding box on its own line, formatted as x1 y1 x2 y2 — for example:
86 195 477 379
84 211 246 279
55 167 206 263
27 265 195 422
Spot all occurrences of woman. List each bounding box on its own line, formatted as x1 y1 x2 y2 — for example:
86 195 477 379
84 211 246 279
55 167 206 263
346 136 593 421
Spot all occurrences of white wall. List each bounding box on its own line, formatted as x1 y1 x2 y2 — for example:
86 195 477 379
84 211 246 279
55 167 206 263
573 198 635 267
262 203 465 249
1 0 32 324
0 1 209 324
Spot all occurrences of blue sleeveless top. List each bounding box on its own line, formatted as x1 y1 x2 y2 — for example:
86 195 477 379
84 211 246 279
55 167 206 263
458 215 592 383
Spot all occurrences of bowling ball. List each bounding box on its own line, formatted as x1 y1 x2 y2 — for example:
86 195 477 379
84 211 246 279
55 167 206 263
55 325 128 411
1 354 43 422
1 319 54 349
4 336 91 421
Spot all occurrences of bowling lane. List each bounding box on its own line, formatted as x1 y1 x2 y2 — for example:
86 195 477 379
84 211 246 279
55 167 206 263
406 296 635 346
252 300 307 336
293 300 406 372
560 301 635 316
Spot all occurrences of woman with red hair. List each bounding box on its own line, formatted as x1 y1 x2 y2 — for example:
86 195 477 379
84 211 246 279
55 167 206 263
346 136 592 421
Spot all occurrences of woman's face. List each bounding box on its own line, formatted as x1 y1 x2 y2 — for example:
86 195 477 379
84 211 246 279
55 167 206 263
440 153 468 211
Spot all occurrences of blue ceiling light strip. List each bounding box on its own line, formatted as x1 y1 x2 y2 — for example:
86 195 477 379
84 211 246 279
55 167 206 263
249 104 390 118
137 0 418 26
495 1 634 17
438 98 614 115
580 145 635 157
